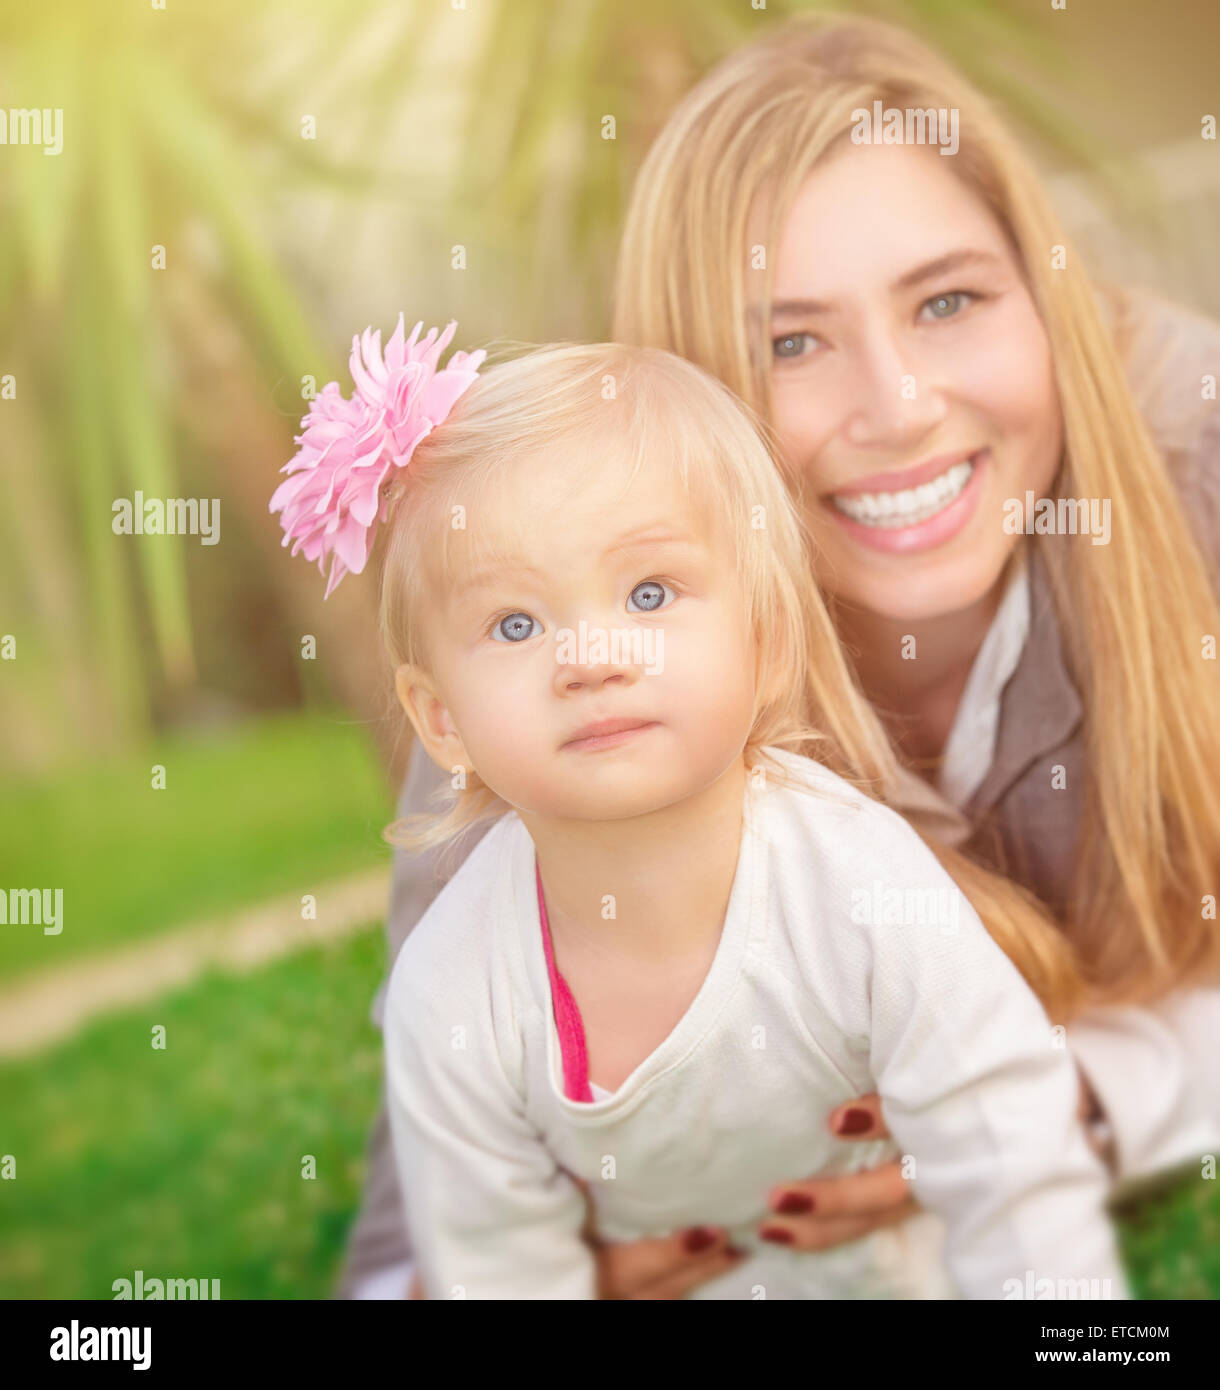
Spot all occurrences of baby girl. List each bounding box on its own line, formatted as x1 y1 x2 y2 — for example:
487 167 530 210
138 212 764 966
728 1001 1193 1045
272 318 1126 1300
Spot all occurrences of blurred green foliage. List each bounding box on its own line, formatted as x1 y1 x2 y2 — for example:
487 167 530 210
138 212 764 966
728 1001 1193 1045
0 0 1117 772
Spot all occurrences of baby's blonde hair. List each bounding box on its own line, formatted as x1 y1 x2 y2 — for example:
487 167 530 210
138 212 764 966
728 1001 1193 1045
377 339 1087 1021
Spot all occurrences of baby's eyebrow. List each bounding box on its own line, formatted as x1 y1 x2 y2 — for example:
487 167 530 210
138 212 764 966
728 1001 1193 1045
459 527 705 594
602 527 705 560
459 560 546 594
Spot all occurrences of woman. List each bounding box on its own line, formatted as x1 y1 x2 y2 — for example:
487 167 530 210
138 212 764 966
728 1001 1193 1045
338 12 1220 1299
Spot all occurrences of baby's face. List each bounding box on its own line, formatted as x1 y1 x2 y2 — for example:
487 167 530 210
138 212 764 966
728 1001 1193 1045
402 448 758 821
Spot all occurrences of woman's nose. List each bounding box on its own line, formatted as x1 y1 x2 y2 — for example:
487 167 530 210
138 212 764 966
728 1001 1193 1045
842 332 947 450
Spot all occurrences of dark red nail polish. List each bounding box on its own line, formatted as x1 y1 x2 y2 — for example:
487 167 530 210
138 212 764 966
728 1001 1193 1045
836 1107 872 1135
775 1191 814 1214
760 1227 794 1244
682 1226 717 1253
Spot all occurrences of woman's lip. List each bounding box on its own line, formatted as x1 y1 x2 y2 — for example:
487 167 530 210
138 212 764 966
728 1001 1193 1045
562 721 659 751
829 450 982 497
822 449 989 555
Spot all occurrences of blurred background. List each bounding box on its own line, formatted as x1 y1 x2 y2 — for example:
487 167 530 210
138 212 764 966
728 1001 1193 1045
0 0 1216 1299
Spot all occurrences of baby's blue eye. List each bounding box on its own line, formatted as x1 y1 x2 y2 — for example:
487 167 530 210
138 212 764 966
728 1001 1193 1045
490 584 671 638
491 612 539 643
627 580 672 613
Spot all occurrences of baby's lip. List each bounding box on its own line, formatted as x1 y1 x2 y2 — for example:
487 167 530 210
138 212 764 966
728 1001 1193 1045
562 716 657 747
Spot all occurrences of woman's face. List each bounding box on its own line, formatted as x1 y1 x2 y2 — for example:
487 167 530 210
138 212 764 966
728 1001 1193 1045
765 140 1064 623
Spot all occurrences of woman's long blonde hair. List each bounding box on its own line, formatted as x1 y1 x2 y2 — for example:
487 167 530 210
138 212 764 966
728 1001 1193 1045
379 340 1086 1021
611 12 1220 1008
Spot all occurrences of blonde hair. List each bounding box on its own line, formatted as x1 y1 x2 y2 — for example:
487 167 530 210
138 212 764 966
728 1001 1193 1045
611 11 1220 1008
378 339 1085 1020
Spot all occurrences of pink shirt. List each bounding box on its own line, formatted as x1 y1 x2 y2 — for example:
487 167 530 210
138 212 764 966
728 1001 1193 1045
535 860 595 1103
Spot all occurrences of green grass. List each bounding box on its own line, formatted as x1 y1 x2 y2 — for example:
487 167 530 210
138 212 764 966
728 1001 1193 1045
0 925 386 1300
1118 1167 1220 1299
0 912 1214 1300
0 710 395 983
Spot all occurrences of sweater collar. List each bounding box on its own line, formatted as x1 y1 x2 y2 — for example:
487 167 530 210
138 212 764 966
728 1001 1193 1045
963 542 1084 817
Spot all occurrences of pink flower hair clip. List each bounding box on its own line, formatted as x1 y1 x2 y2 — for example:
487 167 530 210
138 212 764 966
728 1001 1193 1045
270 316 486 598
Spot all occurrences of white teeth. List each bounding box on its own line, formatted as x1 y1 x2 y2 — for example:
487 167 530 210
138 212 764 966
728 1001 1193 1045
831 459 975 528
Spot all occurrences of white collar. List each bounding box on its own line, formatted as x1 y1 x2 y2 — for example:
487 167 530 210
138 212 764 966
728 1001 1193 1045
885 547 1031 844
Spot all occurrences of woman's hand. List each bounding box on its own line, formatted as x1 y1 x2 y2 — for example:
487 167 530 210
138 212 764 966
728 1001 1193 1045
753 1095 917 1250
403 1190 747 1300
406 1228 746 1301
591 1225 750 1299
575 1096 915 1290
756 1069 1107 1251
573 1177 748 1299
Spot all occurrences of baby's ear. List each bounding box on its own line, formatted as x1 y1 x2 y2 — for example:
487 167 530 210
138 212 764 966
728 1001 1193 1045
395 664 465 770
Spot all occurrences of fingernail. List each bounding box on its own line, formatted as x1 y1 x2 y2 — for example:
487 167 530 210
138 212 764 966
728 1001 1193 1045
774 1191 814 1214
835 1107 872 1135
759 1226 794 1244
682 1226 718 1254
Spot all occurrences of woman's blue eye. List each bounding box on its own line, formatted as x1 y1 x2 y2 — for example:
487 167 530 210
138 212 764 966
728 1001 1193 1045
772 331 816 360
921 290 974 320
491 612 539 643
627 580 672 613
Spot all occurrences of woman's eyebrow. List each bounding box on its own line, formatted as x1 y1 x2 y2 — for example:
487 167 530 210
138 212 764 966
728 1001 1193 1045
890 248 1005 291
766 249 1006 319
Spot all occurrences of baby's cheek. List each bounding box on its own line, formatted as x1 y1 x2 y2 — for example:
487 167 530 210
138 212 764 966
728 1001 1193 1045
659 624 756 724
484 698 539 755
450 676 533 764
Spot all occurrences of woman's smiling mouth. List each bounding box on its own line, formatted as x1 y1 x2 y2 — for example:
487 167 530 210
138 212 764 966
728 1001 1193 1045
823 448 989 554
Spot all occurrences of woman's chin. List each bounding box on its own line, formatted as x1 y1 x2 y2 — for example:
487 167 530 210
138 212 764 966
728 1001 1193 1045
826 544 1017 626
